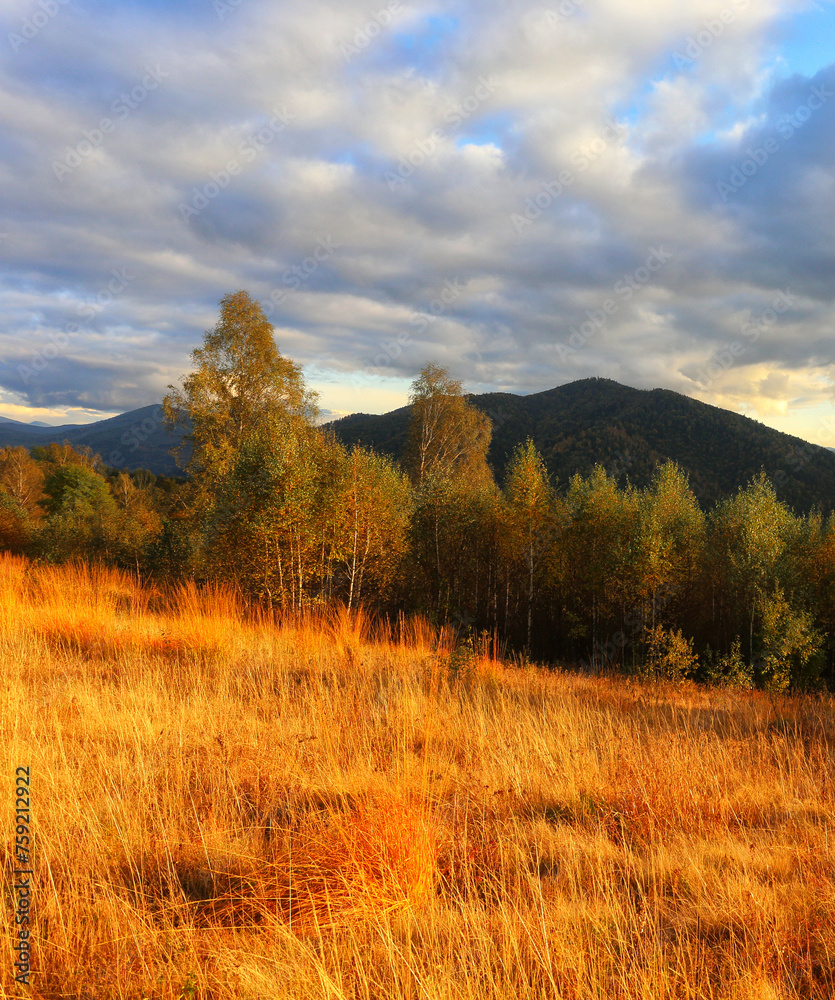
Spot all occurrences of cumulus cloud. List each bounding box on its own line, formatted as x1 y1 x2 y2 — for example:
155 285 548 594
0 0 833 441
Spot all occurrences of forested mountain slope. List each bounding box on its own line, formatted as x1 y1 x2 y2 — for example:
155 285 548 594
330 378 835 512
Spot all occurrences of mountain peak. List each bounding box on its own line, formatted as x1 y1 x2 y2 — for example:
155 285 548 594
329 379 835 512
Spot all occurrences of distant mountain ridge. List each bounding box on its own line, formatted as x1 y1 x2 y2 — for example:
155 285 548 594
1 379 834 511
329 378 835 513
0 404 187 476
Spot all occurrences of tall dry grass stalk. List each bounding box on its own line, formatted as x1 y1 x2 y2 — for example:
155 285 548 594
1 552 834 998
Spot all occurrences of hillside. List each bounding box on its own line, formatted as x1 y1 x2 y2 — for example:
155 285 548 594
0 404 187 475
329 378 835 512
2 378 834 511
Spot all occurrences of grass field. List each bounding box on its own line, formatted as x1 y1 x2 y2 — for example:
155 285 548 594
1 552 834 999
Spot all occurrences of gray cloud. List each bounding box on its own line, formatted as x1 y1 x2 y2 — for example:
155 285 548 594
1 0 833 438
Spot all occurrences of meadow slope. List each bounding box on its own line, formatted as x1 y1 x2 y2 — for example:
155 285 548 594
1 554 834 999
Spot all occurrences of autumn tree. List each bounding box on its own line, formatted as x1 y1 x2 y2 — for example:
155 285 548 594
408 473 501 625
405 362 492 485
163 289 317 485
162 290 320 601
0 447 44 551
707 473 795 667
0 446 44 516
330 445 411 609
109 472 163 573
0 493 30 552
31 441 99 471
562 465 640 668
633 461 705 634
208 421 321 606
502 439 561 652
402 363 499 625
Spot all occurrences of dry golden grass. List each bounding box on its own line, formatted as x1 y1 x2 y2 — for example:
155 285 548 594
1 552 834 999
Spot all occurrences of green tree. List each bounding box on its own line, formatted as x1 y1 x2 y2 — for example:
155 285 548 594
758 586 823 691
707 473 794 664
403 363 497 626
563 465 640 667
37 463 118 562
408 474 500 625
109 472 163 573
0 492 30 552
207 419 320 607
633 461 705 634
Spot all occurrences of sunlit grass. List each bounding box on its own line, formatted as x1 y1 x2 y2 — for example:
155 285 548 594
1 552 834 998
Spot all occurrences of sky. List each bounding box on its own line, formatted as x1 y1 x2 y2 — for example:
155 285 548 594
1 0 834 445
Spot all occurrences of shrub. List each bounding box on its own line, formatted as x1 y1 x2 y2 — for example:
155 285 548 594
642 623 698 683
758 587 824 692
705 637 754 688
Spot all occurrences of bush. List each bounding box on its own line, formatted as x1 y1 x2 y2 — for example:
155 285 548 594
704 637 754 688
642 624 698 683
758 587 824 692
